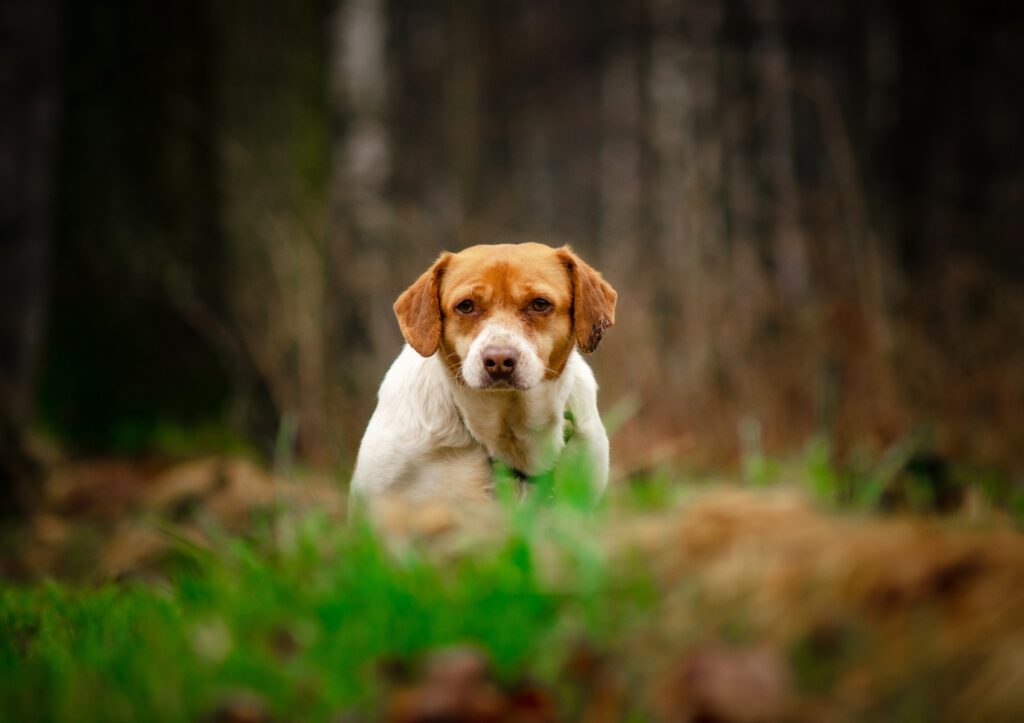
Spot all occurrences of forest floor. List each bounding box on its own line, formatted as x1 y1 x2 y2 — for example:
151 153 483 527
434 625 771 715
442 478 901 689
2 453 1024 722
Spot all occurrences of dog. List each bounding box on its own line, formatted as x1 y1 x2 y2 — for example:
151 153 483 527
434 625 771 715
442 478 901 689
350 242 617 509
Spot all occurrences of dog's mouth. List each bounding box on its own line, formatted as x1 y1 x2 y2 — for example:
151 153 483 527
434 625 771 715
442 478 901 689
459 371 527 392
479 378 523 391
454 363 537 392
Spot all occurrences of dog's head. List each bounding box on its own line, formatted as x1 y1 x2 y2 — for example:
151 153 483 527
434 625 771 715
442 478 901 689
394 242 617 390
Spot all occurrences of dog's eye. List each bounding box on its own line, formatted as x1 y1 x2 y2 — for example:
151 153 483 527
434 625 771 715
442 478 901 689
455 299 475 314
530 298 552 312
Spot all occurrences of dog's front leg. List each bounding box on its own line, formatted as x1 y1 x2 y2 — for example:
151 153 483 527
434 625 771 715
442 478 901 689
563 408 610 496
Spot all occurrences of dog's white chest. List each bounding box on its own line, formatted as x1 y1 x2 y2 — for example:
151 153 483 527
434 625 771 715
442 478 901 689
351 346 609 506
451 385 569 475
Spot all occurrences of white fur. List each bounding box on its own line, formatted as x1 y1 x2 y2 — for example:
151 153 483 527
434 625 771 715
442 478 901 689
461 321 546 390
350 345 609 507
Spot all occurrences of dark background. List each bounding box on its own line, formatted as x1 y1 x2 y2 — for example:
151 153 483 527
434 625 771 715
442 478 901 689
3 0 1023 514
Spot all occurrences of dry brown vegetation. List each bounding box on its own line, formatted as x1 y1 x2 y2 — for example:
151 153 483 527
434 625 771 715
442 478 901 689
5 458 1023 721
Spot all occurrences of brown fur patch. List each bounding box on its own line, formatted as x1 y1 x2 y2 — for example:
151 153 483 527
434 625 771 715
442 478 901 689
393 253 451 356
557 247 617 354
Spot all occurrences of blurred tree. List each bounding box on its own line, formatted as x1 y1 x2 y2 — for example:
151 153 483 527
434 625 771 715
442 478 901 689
38 0 236 457
375 0 1024 470
0 0 59 515
213 0 333 465
328 0 400 451
21 0 1024 477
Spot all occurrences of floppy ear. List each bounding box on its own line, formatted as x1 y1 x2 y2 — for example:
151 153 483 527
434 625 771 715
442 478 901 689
558 246 617 354
393 253 451 356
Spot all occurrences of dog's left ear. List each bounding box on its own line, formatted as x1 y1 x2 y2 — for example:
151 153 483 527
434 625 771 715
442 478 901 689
394 253 452 356
558 246 617 354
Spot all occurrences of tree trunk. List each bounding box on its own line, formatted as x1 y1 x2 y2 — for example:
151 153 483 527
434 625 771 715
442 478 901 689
0 0 59 515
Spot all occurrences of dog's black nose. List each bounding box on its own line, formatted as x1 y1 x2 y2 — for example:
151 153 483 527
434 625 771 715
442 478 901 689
482 346 519 380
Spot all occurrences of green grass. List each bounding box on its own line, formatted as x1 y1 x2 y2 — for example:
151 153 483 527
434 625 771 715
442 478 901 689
0 464 657 722
2 443 1020 721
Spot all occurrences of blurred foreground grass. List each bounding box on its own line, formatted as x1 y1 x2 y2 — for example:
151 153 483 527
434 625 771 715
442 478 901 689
2 448 1024 722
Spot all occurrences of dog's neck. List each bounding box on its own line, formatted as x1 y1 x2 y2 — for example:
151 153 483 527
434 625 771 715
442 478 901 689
441 357 572 476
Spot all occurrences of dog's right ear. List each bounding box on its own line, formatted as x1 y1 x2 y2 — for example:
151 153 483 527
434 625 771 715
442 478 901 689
393 253 452 356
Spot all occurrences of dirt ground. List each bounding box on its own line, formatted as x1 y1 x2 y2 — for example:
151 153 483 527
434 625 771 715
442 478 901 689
1 455 344 581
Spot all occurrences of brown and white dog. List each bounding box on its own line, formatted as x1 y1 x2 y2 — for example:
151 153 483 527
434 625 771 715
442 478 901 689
350 242 617 508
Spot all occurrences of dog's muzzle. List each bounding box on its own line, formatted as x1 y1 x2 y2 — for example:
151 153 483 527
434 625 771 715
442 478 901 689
463 324 544 390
